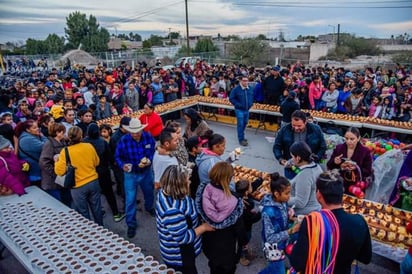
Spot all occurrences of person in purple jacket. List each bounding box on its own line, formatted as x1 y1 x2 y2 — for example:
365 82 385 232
327 127 373 193
0 136 30 195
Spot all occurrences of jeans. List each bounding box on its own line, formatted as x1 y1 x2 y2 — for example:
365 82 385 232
235 109 249 142
259 260 286 274
124 169 154 228
70 179 103 226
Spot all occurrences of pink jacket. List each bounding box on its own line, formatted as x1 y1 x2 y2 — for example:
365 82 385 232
0 151 30 195
202 183 237 223
308 81 324 109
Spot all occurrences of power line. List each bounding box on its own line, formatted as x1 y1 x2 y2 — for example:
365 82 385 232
105 1 183 28
191 0 412 8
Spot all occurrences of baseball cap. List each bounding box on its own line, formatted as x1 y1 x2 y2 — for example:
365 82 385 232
120 116 131 127
271 66 281 71
185 136 208 151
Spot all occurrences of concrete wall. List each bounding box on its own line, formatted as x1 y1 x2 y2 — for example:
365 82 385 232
381 44 412 51
309 43 335 62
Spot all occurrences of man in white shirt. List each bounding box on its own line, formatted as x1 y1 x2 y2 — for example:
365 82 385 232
153 128 179 189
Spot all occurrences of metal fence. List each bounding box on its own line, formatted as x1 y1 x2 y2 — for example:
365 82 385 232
2 49 410 71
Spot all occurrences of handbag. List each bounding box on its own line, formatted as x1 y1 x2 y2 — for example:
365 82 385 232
55 147 76 188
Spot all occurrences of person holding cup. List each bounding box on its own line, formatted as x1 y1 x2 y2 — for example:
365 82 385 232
115 118 156 239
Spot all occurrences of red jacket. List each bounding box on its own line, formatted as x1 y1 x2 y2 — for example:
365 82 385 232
139 112 163 138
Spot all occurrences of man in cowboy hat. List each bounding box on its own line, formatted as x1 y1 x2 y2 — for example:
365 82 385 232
115 118 156 238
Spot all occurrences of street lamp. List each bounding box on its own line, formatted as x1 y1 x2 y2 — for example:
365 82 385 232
328 24 335 43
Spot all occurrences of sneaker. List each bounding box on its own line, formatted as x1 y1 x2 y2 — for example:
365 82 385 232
240 140 248 146
146 208 155 217
127 227 136 238
239 256 250 266
113 213 125 223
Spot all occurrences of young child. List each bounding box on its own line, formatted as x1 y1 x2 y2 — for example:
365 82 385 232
201 161 239 225
259 172 299 274
49 95 64 122
99 124 113 143
203 82 210 97
368 96 382 118
0 136 30 196
217 87 227 115
236 179 262 266
399 90 412 121
379 97 395 120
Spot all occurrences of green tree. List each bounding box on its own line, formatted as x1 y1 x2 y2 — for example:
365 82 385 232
142 35 164 48
225 35 241 41
25 38 46 54
176 45 191 57
129 32 142 41
44 34 65 54
193 38 218 54
322 34 381 60
169 32 180 39
256 34 267 40
229 38 269 65
64 11 110 52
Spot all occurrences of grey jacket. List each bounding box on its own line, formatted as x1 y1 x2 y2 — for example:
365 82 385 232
287 162 322 215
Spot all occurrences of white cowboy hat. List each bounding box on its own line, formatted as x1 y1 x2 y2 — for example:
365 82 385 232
123 118 147 133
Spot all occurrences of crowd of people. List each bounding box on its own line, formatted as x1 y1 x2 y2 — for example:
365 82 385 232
0 59 411 273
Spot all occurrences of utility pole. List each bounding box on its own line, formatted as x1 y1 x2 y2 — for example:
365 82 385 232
185 0 190 55
337 24 341 47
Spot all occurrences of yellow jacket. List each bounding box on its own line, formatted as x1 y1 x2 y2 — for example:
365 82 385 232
54 143 99 188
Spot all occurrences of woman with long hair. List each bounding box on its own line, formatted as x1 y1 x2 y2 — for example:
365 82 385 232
196 130 227 184
15 119 47 186
196 162 246 274
156 165 213 273
327 127 373 194
183 108 210 139
39 123 71 206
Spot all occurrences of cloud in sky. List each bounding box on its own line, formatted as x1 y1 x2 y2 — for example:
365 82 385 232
0 0 411 43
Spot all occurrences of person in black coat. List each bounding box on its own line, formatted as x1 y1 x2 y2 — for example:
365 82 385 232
280 91 300 127
83 123 124 222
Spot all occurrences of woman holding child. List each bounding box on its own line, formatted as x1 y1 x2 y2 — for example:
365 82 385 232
196 161 247 274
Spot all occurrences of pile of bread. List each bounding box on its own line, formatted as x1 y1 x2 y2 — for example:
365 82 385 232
233 165 412 249
195 96 412 129
343 195 412 248
95 97 412 130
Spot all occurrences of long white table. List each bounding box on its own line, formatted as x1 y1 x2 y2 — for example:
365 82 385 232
196 101 411 134
0 186 165 274
0 186 69 272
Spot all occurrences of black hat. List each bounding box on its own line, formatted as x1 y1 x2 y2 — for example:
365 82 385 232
185 136 208 151
120 116 131 127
